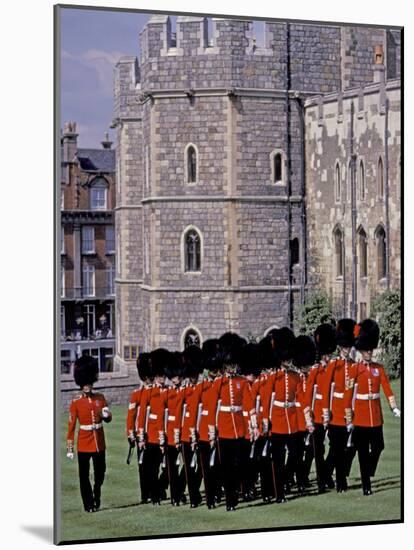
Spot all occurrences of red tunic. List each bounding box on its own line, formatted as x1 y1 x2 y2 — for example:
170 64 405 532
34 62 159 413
137 385 168 445
126 387 143 438
67 392 108 453
344 361 396 428
262 368 301 435
295 373 308 432
194 378 215 443
242 380 259 440
207 374 255 439
322 358 353 427
304 363 330 425
165 385 186 444
181 383 201 443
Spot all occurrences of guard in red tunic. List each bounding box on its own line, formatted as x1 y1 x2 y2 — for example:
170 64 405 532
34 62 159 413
304 323 336 493
344 319 401 495
290 335 316 493
67 355 112 512
137 348 169 505
165 351 186 506
262 327 300 502
207 333 258 511
322 319 356 492
126 352 152 503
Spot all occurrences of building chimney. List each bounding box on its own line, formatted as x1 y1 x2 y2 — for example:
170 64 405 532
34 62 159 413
101 132 113 150
373 44 386 84
62 121 78 162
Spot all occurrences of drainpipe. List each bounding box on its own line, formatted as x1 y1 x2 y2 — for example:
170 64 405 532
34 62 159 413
384 96 391 289
285 22 293 327
350 101 358 320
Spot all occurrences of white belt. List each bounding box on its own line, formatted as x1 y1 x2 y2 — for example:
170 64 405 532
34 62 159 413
259 406 263 412
315 393 323 400
185 411 190 418
295 402 301 407
333 392 344 399
79 423 103 431
242 411 249 417
273 400 296 408
167 415 176 421
220 405 242 413
149 413 158 420
201 410 209 416
356 393 380 401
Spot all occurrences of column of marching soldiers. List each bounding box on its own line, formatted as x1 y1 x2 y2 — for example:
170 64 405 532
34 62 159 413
67 318 400 513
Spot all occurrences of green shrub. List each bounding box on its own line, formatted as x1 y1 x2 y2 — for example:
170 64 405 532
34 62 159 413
294 291 334 337
372 290 401 378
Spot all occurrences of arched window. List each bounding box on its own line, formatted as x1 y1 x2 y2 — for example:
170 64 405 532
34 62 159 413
378 157 384 199
90 177 108 210
335 163 341 202
184 228 201 272
347 160 352 203
273 153 282 183
185 144 197 184
182 327 202 349
359 160 365 201
290 238 299 269
375 226 387 280
358 227 368 278
334 227 344 278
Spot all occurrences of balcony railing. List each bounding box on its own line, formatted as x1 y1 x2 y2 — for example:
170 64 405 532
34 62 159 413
61 286 115 300
61 328 114 342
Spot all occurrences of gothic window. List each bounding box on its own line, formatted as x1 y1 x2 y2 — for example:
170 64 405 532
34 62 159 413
271 151 283 184
359 160 365 201
186 145 197 184
183 328 201 349
184 228 201 272
358 227 368 278
334 227 344 278
378 157 384 199
335 163 341 202
290 238 299 269
375 226 387 280
347 160 352 203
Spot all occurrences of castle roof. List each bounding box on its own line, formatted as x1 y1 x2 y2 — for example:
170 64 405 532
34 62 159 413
77 148 116 173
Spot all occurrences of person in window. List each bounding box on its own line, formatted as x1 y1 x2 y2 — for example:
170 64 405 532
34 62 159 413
66 355 112 512
344 319 400 495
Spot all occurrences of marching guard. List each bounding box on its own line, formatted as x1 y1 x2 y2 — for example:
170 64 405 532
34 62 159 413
345 319 401 495
67 354 112 512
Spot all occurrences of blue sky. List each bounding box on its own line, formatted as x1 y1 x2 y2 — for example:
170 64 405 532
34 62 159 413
60 7 265 148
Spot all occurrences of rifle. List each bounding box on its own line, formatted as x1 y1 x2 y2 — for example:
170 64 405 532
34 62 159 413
249 395 260 459
190 403 203 470
324 382 335 443
262 392 275 457
126 443 135 465
210 398 221 467
138 405 150 465
161 407 168 469
346 382 358 448
305 385 317 446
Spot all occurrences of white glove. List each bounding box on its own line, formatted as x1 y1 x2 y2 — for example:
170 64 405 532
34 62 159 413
346 423 354 433
392 408 401 418
66 452 74 460
102 407 110 419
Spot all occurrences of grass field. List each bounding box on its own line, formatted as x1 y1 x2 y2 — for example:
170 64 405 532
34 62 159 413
58 381 401 543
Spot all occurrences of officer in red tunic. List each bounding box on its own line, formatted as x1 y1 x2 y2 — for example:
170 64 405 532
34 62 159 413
304 323 336 493
137 348 169 505
290 334 316 493
322 319 356 492
344 319 401 495
126 352 152 503
207 333 258 511
165 351 186 506
67 355 112 512
262 327 301 502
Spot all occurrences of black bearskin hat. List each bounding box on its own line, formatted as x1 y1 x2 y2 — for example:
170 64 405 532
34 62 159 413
165 351 185 380
182 345 203 378
314 323 337 356
202 339 222 373
292 336 316 368
74 354 99 387
150 348 170 377
136 352 152 381
258 337 279 370
354 319 380 351
336 318 356 348
269 327 295 361
240 343 261 376
218 332 245 368
202 338 220 358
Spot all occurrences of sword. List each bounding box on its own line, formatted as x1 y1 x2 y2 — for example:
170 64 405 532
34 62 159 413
346 382 358 448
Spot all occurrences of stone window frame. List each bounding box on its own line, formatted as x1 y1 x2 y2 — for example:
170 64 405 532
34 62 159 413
377 156 384 200
269 149 285 186
334 161 342 203
357 225 368 280
181 325 203 350
358 158 366 202
374 224 387 282
184 143 199 186
333 224 344 280
181 225 203 275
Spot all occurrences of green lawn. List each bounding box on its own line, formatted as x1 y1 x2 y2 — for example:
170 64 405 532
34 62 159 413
58 382 401 543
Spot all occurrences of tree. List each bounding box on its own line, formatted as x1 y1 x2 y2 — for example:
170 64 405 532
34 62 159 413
294 291 334 337
372 290 401 378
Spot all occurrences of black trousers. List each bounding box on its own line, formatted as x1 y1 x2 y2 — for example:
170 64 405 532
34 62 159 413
353 426 385 492
145 443 163 503
77 451 106 511
255 436 275 499
218 437 244 508
166 445 186 504
312 423 329 490
199 440 220 506
182 442 202 505
287 431 312 488
136 448 150 502
240 438 257 497
327 425 350 490
270 433 298 500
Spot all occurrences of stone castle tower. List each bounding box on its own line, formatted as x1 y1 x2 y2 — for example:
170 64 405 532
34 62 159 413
112 15 401 374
